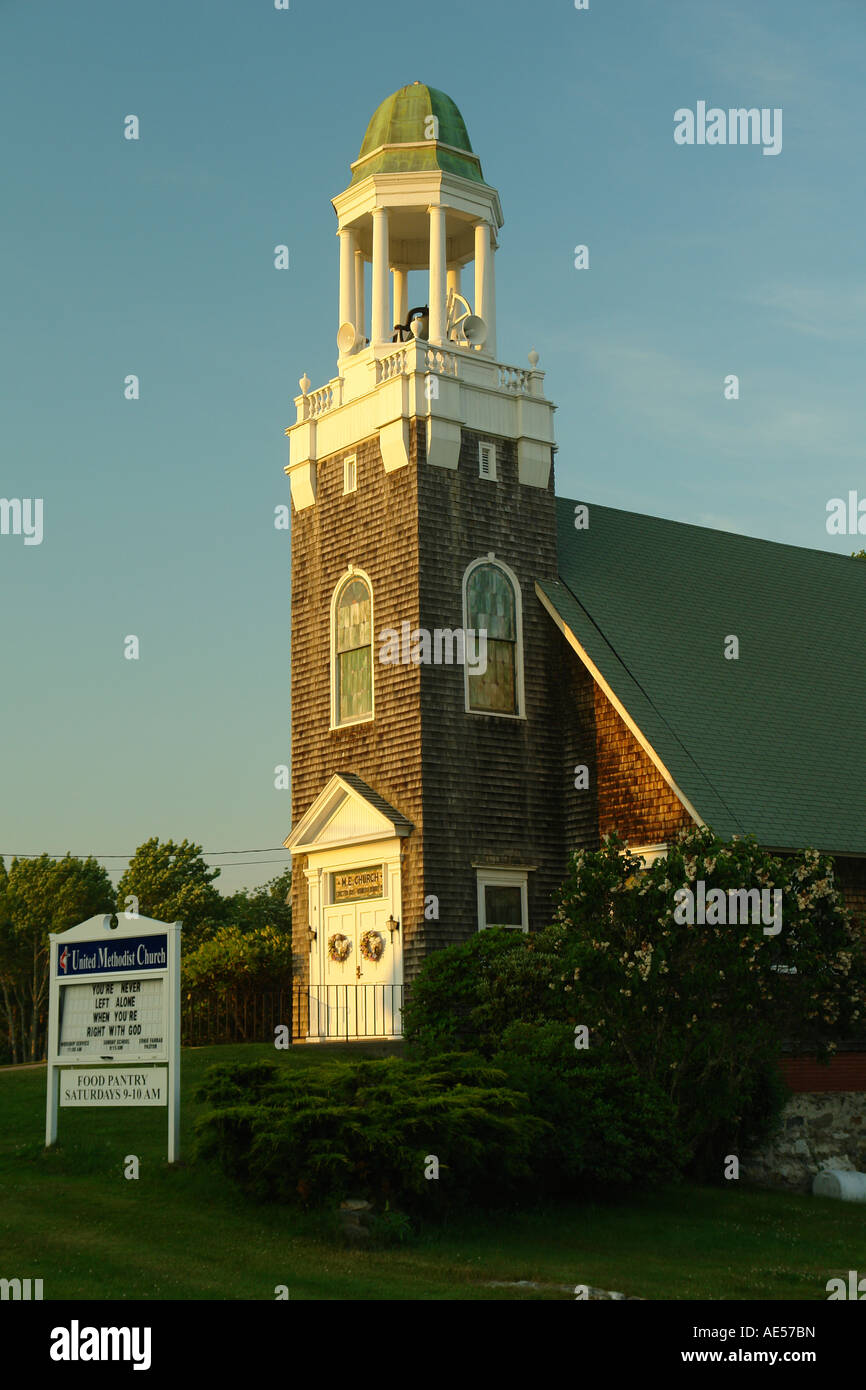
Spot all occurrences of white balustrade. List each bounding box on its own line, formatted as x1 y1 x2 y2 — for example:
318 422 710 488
301 378 343 419
376 348 408 382
296 351 538 424
425 347 459 377
498 364 531 392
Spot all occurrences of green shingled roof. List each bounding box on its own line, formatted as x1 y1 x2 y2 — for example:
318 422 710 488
351 84 483 184
542 498 866 854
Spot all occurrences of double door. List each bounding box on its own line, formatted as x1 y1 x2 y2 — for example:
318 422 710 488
315 897 400 1037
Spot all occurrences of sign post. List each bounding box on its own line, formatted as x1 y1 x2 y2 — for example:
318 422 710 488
45 913 181 1162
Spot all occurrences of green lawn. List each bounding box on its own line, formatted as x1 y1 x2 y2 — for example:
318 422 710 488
0 1043 862 1300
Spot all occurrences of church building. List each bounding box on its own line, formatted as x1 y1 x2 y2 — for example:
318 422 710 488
283 84 866 1043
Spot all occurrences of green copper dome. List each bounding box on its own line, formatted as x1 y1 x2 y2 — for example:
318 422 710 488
351 83 484 184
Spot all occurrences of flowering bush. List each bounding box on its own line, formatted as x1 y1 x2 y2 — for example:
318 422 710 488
406 828 866 1172
554 829 866 1167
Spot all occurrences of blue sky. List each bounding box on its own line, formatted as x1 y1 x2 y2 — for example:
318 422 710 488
1 0 864 892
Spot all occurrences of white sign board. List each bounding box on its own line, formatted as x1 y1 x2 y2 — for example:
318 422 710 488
60 1066 168 1107
46 914 181 1160
58 979 165 1057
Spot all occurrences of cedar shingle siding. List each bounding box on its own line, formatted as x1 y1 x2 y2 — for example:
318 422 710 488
592 680 695 844
291 419 571 998
289 421 866 1032
557 644 694 849
417 426 564 955
289 426 425 1010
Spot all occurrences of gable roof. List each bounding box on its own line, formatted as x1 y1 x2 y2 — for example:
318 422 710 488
540 497 866 855
285 773 413 854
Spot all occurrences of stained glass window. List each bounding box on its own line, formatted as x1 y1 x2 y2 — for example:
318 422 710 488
465 562 518 714
335 577 372 723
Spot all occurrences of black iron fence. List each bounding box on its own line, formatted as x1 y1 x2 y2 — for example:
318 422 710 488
182 989 291 1047
296 982 403 1040
182 985 403 1046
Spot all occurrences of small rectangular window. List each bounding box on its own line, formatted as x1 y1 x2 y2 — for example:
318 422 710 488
343 454 357 494
484 884 522 927
476 869 528 931
478 442 496 480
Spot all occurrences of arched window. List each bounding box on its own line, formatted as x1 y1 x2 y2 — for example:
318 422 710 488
463 558 523 716
332 570 373 726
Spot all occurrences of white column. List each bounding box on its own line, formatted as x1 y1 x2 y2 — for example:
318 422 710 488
486 234 497 359
354 250 366 341
428 205 447 345
392 268 408 331
371 208 390 344
474 221 496 356
338 228 356 332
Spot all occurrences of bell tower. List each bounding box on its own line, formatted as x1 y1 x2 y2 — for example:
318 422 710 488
285 84 563 1042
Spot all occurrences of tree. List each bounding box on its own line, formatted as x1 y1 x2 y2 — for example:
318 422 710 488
183 870 292 1038
224 868 292 936
116 838 226 948
0 854 114 1063
182 925 293 997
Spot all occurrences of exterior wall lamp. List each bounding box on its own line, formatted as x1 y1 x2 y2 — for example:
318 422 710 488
386 915 400 936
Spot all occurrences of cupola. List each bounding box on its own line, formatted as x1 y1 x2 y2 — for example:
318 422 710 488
332 82 503 355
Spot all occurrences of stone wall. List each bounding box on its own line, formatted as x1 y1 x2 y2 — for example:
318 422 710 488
743 1092 866 1193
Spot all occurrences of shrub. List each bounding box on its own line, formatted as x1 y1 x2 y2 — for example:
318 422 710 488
402 926 581 1058
194 1054 548 1214
492 1021 685 1191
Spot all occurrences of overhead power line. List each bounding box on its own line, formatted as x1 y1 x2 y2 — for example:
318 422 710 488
0 847 291 861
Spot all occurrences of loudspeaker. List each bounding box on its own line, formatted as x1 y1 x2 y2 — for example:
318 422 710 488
337 321 361 355
461 314 487 346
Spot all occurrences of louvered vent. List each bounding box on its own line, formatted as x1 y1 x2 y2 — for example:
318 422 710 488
478 442 496 480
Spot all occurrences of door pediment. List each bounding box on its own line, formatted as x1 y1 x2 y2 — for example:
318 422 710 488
285 772 413 854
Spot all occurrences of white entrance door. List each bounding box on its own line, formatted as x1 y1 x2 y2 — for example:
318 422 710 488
318 899 399 1038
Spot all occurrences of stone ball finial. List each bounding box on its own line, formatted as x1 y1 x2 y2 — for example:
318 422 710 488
528 348 540 369
299 371 311 396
